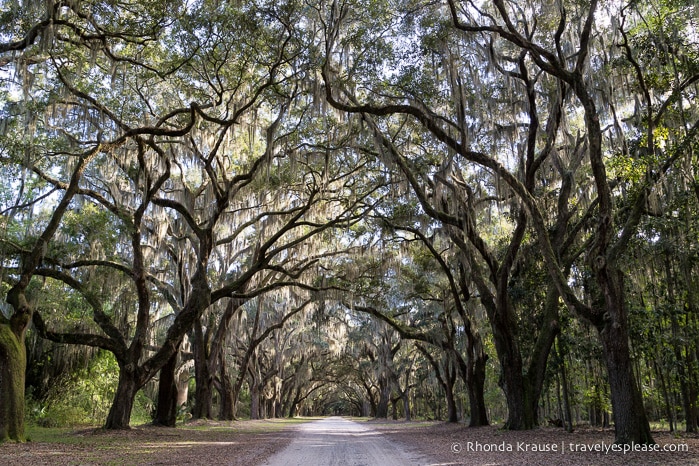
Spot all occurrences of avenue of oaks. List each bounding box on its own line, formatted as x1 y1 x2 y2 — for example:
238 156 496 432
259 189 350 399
1 0 698 446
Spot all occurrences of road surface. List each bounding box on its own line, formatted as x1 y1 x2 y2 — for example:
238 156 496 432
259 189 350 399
262 417 434 466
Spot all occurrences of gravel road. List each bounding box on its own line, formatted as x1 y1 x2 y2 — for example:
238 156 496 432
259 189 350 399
261 417 435 466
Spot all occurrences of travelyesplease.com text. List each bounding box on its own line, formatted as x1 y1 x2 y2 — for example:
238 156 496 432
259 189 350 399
451 441 689 454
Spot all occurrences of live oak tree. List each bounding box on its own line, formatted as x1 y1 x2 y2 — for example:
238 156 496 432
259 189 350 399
3 0 373 431
342 220 490 425
3 0 698 441
30 57 374 429
0 153 96 441
14 0 225 427
442 0 698 443
416 342 460 422
1 0 380 433
319 0 698 444
1 0 194 439
319 0 564 430
333 311 401 418
186 113 384 421
614 0 699 433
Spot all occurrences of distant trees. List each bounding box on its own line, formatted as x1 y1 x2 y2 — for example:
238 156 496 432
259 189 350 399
1 0 376 435
319 0 698 444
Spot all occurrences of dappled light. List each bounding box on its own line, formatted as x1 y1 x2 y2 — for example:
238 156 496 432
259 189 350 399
1 0 698 463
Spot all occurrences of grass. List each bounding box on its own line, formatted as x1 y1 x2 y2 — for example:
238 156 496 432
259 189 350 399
183 416 319 432
25 425 92 444
354 417 443 429
24 416 318 442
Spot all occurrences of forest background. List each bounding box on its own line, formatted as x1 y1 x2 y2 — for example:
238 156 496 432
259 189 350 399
1 0 698 449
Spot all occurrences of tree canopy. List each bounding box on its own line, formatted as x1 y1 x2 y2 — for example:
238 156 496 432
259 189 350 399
2 0 698 446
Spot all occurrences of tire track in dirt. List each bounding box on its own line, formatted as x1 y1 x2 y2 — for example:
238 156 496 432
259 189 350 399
261 417 435 466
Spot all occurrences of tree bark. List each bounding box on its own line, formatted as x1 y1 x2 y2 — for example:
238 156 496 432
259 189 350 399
153 348 180 427
287 386 302 418
515 284 563 429
444 365 458 423
498 352 535 430
596 269 653 444
362 398 371 417
218 351 235 420
250 378 261 420
470 253 539 430
402 393 411 421
557 339 574 432
0 322 27 442
467 347 489 426
176 360 190 409
192 321 213 419
419 345 460 423
105 366 140 429
486 295 537 430
1 151 94 441
376 377 390 418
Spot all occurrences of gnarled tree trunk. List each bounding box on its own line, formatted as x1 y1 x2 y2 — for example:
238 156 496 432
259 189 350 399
596 269 653 444
375 376 391 418
218 351 236 420
105 366 140 429
153 348 180 426
466 345 489 427
192 320 213 419
0 319 28 442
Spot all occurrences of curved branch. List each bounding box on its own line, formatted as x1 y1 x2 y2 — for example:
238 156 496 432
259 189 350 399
34 268 128 353
32 311 126 357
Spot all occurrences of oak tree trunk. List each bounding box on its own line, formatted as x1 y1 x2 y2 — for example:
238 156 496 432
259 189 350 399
287 386 302 418
402 393 411 421
218 358 235 420
192 322 213 419
492 314 537 430
153 349 180 427
105 367 140 429
596 270 654 444
0 323 27 442
467 349 489 427
376 379 390 418
250 380 261 420
444 375 458 423
476 277 538 430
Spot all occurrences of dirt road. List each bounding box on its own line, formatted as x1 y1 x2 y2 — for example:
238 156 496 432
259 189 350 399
261 417 435 466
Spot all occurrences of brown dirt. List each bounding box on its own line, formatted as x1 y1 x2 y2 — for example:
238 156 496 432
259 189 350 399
2 418 698 466
262 416 429 465
371 420 699 466
0 419 299 466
